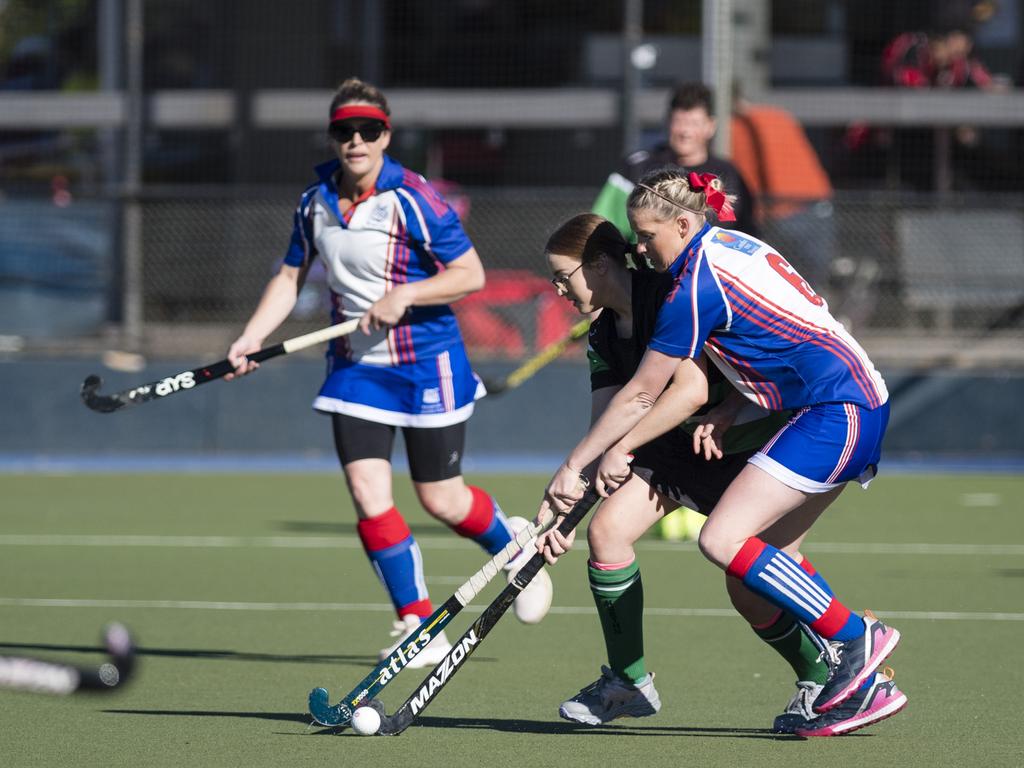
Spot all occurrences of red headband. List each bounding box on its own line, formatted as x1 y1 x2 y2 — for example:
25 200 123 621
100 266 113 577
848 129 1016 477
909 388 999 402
330 105 391 128
687 172 736 222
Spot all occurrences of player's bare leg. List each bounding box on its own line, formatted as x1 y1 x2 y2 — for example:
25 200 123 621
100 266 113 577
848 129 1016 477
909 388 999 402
701 465 901 716
415 476 552 625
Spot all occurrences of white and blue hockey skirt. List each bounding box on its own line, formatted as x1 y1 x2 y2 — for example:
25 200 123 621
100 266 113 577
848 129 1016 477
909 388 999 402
313 345 486 428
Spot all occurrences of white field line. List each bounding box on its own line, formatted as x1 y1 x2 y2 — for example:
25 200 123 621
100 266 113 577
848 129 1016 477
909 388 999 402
0 535 362 548
0 597 1021 622
960 493 1002 507
1 534 1023 556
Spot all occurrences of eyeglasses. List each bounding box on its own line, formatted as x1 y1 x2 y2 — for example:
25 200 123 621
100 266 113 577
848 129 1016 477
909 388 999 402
551 262 584 292
328 120 387 144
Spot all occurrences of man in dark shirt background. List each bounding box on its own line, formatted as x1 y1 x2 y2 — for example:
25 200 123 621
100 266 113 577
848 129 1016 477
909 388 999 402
593 81 757 239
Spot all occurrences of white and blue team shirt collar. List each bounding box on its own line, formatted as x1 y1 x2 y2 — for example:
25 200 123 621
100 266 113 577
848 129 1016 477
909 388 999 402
284 154 474 369
666 222 712 281
311 155 408 227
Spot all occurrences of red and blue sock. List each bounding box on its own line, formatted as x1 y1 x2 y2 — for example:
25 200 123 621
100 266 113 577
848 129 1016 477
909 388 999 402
797 556 836 597
357 507 431 619
450 486 514 555
727 538 865 642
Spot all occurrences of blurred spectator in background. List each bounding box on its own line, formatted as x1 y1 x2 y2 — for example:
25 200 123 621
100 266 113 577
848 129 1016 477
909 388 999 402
882 15 1007 155
731 92 836 293
593 81 757 241
881 16 999 90
844 4 1010 191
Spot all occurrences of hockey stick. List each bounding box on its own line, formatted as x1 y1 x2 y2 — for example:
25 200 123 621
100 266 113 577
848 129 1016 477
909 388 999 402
308 513 555 727
0 623 135 695
81 318 361 413
482 319 591 395
371 484 601 736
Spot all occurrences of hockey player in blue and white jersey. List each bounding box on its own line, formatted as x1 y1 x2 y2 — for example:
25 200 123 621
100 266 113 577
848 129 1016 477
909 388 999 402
540 167 907 737
227 78 551 667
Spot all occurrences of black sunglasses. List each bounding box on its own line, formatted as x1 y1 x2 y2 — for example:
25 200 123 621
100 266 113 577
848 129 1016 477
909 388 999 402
328 120 387 144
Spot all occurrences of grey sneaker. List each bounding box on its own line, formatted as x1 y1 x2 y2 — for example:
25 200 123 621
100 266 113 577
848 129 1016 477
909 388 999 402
772 680 825 734
559 666 661 725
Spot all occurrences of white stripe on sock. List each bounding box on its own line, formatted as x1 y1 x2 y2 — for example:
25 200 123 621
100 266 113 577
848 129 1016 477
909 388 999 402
591 574 640 596
763 564 830 614
758 571 825 619
770 553 833 608
410 541 429 601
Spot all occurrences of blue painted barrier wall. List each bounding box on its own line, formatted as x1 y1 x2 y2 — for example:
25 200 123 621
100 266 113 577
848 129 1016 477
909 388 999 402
1 358 1022 464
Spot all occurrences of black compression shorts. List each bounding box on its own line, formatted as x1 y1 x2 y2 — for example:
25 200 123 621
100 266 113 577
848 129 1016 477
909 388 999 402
331 413 467 483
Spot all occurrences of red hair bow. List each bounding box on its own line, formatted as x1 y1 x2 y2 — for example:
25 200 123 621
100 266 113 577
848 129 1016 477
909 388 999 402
687 172 736 222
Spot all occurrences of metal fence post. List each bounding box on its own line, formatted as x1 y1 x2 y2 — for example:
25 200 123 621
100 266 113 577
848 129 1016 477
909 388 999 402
621 0 643 157
702 0 733 158
122 0 144 351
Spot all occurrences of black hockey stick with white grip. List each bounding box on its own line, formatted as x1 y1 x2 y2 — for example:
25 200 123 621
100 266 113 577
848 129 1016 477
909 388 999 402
0 623 135 695
371 484 601 736
308 513 555 726
81 318 360 413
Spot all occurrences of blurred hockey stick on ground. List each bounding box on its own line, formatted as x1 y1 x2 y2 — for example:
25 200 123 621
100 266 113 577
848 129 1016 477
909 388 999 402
0 623 135 695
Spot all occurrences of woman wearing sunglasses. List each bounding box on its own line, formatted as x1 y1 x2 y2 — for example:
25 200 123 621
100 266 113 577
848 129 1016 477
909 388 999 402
227 78 552 666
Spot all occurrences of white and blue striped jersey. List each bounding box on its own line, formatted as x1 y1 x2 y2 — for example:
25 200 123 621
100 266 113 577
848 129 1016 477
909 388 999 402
284 155 484 427
284 155 474 367
649 225 888 411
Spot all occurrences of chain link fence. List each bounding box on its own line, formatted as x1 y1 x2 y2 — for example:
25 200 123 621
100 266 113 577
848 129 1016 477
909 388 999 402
3 185 1022 366
1 0 1022 369
142 187 1024 332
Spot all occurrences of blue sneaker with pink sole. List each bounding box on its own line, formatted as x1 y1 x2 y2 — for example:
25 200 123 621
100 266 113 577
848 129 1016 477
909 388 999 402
814 610 901 714
796 667 907 737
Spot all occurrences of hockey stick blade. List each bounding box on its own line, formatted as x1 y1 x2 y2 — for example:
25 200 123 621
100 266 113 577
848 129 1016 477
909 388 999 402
373 485 601 736
81 319 359 413
308 515 551 727
0 623 136 695
80 374 124 413
479 376 508 395
80 360 237 412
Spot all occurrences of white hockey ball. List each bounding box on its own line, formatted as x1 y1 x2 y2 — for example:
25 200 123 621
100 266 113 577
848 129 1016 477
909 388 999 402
351 706 381 736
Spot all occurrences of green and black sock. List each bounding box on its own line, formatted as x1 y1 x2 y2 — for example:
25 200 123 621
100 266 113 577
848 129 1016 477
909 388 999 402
753 611 829 685
589 558 646 684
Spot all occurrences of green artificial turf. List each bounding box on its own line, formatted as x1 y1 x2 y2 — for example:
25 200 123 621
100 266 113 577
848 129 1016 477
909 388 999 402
1 472 1022 767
